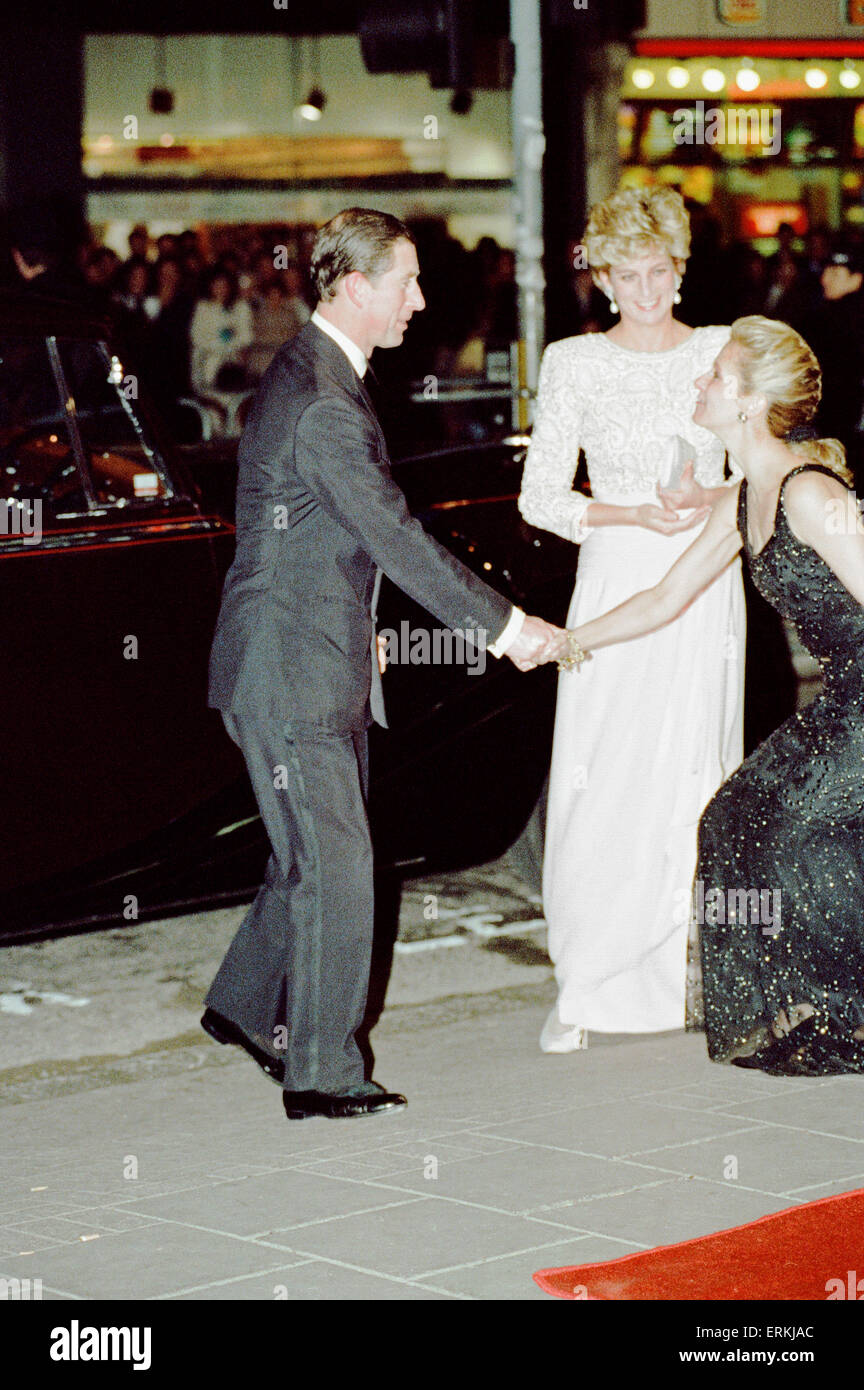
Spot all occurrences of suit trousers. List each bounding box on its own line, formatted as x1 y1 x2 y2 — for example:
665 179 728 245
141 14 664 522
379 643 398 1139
205 713 374 1094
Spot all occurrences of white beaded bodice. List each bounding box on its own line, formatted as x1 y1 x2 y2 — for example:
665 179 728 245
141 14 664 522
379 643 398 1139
519 326 735 544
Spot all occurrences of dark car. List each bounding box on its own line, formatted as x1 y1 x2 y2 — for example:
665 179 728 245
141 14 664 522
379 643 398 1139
0 291 577 942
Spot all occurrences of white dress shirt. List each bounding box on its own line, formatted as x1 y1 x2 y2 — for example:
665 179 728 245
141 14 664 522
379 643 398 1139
310 308 523 658
311 309 368 378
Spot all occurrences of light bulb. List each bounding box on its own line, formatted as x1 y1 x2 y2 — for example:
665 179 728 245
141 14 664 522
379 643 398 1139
702 68 726 94
805 67 828 90
296 86 326 121
736 67 760 92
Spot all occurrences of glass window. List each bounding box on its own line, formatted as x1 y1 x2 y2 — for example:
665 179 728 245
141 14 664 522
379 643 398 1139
56 339 174 506
0 335 90 519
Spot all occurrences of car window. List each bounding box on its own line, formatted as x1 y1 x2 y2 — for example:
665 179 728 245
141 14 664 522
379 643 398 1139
0 335 89 519
57 339 174 506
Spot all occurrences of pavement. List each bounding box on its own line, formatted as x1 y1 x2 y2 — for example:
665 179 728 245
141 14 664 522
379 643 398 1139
2 857 864 1312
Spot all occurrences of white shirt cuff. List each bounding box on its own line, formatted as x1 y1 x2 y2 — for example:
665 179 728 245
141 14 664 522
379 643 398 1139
488 606 525 658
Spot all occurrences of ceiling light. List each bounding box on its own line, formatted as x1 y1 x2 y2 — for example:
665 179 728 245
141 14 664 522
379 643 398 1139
632 68 655 90
702 68 726 93
840 64 861 90
297 86 326 121
667 66 690 89
149 87 174 115
149 37 174 116
735 63 760 92
805 67 828 90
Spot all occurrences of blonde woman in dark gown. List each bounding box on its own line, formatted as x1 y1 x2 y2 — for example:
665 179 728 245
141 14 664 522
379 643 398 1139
547 316 864 1076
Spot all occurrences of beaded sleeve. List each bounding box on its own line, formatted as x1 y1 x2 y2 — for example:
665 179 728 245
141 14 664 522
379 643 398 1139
518 339 593 545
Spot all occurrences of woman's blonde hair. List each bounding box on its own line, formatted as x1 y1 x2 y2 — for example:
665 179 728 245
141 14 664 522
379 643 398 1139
729 315 851 483
583 186 690 283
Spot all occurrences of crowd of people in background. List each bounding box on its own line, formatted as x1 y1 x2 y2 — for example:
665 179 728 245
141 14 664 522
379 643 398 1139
4 209 520 438
7 216 319 430
4 199 863 467
85 225 315 422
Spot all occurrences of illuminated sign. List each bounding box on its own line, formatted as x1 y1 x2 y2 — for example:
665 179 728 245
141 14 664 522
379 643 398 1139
716 0 766 23
739 202 808 237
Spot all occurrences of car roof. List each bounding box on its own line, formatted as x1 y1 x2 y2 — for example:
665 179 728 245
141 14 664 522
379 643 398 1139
0 289 115 340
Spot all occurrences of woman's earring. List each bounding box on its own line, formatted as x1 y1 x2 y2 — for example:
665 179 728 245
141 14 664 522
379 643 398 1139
673 280 682 305
608 296 619 315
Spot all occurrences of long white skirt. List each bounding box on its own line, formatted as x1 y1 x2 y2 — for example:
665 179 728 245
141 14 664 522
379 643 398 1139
543 495 746 1038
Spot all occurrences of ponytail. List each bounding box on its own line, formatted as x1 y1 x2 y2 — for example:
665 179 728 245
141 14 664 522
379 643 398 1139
730 316 853 486
787 436 852 485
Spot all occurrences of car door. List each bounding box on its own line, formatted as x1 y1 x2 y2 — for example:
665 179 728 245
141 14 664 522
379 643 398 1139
0 324 240 899
367 443 575 869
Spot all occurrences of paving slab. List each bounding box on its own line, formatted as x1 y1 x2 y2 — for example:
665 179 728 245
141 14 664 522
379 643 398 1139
3 933 864 1301
643 1125 864 1194
415 1233 646 1300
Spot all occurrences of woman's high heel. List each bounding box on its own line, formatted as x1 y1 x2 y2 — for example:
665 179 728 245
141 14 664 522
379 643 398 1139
731 1014 819 1074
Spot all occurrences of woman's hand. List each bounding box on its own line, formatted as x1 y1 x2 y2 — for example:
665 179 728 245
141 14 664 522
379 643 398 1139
541 629 573 666
534 628 592 669
634 500 710 535
656 462 708 513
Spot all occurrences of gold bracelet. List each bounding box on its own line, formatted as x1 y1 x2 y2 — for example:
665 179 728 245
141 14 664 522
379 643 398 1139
556 631 592 673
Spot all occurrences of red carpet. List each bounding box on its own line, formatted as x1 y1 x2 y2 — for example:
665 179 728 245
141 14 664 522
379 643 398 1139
534 1187 864 1300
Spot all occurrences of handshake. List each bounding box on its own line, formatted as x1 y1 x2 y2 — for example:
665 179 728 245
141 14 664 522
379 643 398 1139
505 617 589 674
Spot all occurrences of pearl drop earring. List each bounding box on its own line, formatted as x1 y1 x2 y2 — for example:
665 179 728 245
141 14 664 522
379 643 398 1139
608 295 619 315
673 281 682 305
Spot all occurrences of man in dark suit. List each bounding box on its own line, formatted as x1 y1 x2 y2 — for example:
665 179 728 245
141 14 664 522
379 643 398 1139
202 208 560 1121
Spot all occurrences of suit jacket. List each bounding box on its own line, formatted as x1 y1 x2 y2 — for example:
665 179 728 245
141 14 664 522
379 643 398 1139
208 320 513 732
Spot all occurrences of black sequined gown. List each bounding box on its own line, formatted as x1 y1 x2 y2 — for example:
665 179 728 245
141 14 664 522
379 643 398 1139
697 463 864 1075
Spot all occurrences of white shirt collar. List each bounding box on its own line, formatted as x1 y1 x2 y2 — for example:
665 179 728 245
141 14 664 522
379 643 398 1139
311 309 368 378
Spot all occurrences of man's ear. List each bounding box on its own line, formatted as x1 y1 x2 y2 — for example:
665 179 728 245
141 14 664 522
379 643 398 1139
342 270 370 309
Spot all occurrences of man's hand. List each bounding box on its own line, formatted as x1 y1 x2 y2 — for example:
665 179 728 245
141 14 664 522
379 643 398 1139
505 615 566 672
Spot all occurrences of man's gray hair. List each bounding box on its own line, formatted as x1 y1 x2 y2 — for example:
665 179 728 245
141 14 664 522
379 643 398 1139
310 207 414 302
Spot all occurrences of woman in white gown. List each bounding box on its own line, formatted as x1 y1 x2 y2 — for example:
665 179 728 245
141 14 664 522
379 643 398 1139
519 187 746 1051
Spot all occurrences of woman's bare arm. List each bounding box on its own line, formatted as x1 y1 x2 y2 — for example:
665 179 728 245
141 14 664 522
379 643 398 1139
782 470 864 606
566 484 743 655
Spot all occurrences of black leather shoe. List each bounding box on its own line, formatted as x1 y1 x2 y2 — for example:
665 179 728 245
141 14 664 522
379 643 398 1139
201 1008 284 1084
282 1082 407 1120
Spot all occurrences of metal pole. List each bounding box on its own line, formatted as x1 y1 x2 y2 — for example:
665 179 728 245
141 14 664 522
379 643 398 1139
510 0 545 426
